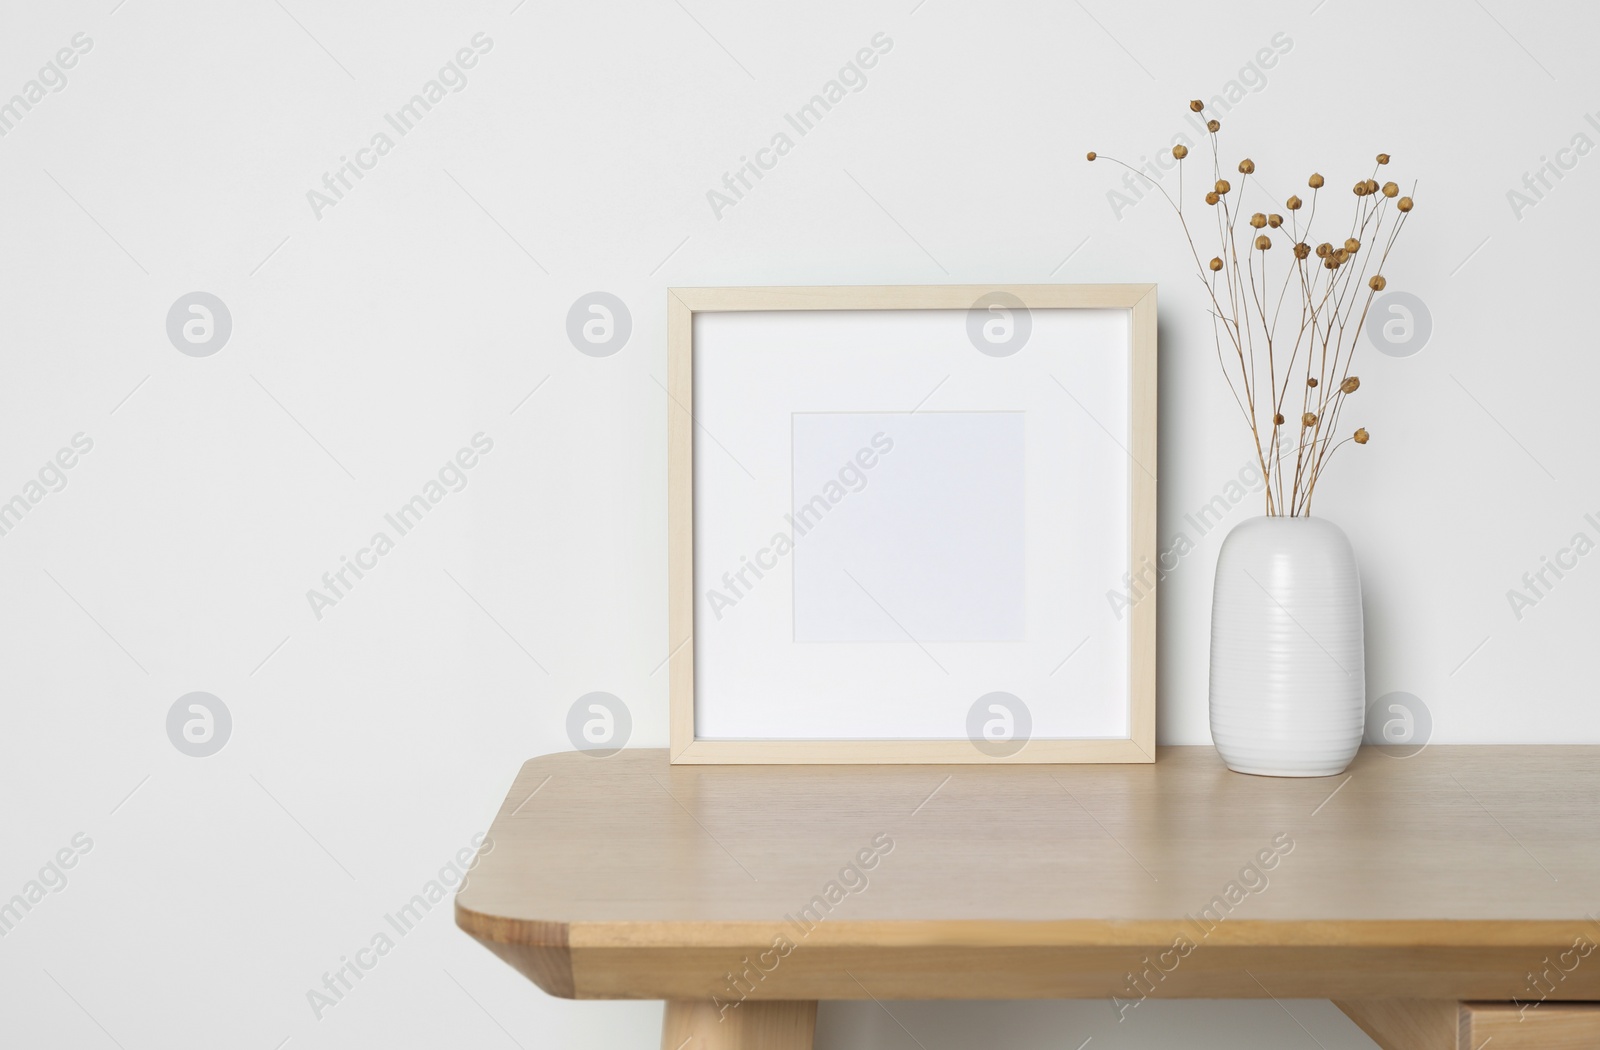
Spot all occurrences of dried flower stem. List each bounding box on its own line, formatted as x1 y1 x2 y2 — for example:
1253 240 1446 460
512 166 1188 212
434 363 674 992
1090 108 1415 515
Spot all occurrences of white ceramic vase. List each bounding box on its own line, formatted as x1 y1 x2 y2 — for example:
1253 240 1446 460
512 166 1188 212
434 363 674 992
1209 516 1365 777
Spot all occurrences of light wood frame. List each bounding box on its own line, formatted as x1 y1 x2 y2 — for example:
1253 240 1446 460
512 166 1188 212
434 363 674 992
667 285 1157 764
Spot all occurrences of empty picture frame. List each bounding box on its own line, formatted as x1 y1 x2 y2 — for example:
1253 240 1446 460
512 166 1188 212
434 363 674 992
667 285 1156 764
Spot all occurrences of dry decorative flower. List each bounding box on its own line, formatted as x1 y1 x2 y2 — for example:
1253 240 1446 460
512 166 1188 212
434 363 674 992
1087 100 1417 514
1086 151 1097 161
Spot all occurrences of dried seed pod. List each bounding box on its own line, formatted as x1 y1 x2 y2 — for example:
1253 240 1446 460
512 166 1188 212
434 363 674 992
1302 412 1318 427
1268 213 1283 228
1345 237 1361 253
1307 377 1319 388
1086 151 1097 161
1353 180 1369 196
1397 196 1414 212
1207 119 1221 132
1255 235 1272 250
1382 181 1399 198
1369 274 1387 290
1205 191 1220 205
1341 376 1361 394
1333 247 1349 264
1309 173 1325 188
1286 194 1303 210
1376 153 1390 164
1239 158 1256 174
1209 256 1224 271
1172 144 1189 160
1215 179 1231 194
1274 413 1285 425
1354 427 1370 444
1250 212 1267 228
1293 242 1311 259
1315 242 1332 258
1190 99 1205 112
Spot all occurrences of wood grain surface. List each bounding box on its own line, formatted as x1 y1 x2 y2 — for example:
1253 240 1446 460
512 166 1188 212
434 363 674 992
456 746 1600 1001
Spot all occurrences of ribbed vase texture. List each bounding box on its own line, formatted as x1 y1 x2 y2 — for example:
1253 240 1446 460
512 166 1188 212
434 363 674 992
1209 516 1365 777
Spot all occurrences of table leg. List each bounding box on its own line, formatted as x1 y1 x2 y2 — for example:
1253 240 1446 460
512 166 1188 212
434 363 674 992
1334 1000 1457 1050
1335 999 1600 1049
661 999 817 1049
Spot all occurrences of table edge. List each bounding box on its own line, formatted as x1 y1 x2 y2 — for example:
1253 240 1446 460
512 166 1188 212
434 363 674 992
457 912 1600 950
455 909 1600 1001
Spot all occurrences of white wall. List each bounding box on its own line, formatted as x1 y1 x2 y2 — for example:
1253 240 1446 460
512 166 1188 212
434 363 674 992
2 0 1594 1046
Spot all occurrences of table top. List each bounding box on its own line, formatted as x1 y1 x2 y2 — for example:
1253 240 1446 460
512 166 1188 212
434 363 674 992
455 746 1600 1001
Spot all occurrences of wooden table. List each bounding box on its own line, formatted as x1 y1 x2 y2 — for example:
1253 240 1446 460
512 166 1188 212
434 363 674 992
455 746 1600 1049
